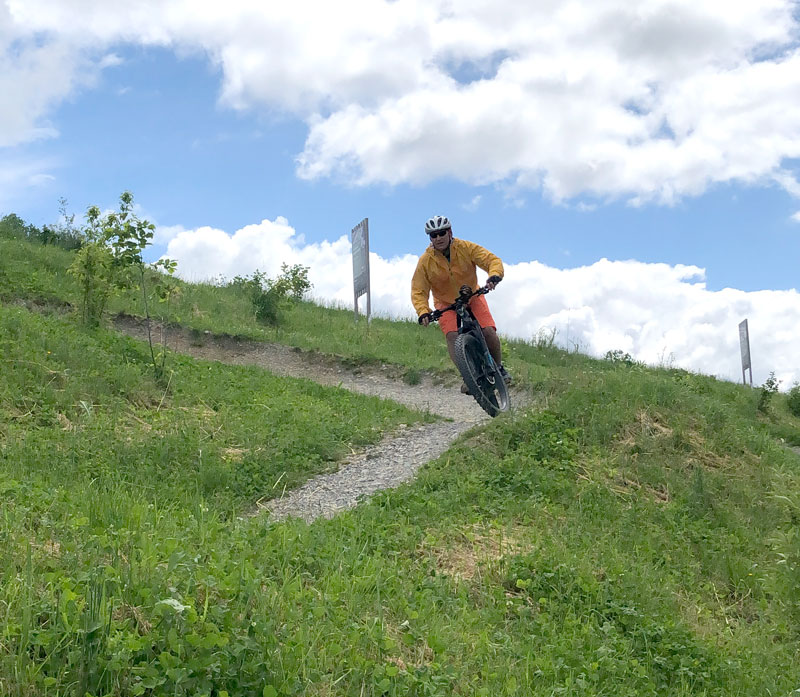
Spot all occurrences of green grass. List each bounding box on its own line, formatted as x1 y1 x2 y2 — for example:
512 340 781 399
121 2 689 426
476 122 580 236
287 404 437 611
0 306 429 513
0 237 78 306
2 235 800 696
2 387 799 695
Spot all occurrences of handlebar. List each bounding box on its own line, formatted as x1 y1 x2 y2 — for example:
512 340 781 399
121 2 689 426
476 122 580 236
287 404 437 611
421 283 492 325
431 285 489 322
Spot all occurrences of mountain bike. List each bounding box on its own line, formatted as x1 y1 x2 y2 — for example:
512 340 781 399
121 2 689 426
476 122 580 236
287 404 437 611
428 284 510 417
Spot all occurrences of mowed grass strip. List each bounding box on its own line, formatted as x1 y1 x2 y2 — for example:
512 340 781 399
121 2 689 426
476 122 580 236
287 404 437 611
0 305 431 514
0 237 629 387
0 237 459 376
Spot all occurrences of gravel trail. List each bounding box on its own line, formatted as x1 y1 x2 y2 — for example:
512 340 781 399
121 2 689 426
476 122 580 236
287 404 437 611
260 421 475 522
115 316 524 521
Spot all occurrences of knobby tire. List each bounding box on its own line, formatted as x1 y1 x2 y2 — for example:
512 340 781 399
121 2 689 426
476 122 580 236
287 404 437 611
453 333 510 417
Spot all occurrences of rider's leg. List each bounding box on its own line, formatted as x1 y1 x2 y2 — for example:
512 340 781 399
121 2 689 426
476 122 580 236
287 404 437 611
447 328 501 365
481 326 502 365
445 331 458 364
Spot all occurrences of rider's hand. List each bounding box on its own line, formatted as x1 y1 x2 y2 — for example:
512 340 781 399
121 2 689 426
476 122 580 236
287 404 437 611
486 275 503 290
418 312 432 327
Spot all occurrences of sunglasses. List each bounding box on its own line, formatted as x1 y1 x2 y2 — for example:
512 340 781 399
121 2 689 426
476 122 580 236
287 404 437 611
428 229 450 239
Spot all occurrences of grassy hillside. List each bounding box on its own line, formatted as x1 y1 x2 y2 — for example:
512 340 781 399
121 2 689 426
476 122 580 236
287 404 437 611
0 236 585 380
1 235 800 696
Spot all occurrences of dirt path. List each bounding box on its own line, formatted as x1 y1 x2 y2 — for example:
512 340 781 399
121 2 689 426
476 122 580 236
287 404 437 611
115 317 526 521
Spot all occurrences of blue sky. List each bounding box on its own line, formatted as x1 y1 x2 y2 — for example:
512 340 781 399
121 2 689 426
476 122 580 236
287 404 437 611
2 0 800 384
10 45 799 292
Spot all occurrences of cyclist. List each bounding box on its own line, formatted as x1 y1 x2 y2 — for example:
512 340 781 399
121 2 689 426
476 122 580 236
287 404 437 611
411 215 511 390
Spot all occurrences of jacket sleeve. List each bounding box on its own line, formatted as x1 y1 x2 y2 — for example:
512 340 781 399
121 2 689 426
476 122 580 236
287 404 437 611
466 240 504 279
410 257 432 317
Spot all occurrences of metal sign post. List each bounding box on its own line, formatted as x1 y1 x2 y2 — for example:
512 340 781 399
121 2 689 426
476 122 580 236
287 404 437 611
351 218 371 322
739 319 752 386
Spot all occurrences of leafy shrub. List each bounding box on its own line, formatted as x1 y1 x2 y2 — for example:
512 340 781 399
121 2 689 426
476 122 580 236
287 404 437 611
271 262 312 300
232 264 312 326
0 213 29 240
69 241 114 326
757 371 781 413
68 193 178 380
604 349 634 365
787 384 800 417
253 285 283 325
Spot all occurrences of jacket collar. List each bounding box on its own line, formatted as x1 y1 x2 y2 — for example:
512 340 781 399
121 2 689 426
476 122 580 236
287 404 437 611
429 237 458 257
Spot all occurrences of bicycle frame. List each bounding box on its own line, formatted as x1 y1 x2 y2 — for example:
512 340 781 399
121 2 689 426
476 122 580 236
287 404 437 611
452 293 498 381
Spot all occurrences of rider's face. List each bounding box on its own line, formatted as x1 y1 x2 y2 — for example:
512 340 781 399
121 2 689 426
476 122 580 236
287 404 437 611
429 228 452 251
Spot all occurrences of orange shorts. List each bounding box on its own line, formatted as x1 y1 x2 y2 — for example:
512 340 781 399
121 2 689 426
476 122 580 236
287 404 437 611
435 294 496 335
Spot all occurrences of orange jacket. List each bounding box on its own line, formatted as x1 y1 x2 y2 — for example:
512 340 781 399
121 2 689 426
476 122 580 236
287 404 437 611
411 237 504 317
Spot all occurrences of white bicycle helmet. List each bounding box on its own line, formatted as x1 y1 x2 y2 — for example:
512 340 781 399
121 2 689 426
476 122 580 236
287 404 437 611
425 215 451 233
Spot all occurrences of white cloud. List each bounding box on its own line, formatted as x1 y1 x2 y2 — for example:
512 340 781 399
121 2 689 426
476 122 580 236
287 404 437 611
2 0 800 203
0 155 58 209
153 223 187 245
791 211 800 223
164 217 800 387
463 195 482 212
0 5 131 150
98 52 122 69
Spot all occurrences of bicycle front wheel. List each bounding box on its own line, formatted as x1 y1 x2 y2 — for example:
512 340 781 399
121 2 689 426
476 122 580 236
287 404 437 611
453 333 510 417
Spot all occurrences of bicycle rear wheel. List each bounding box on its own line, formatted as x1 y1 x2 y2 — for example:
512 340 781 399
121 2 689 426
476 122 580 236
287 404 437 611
454 333 510 417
